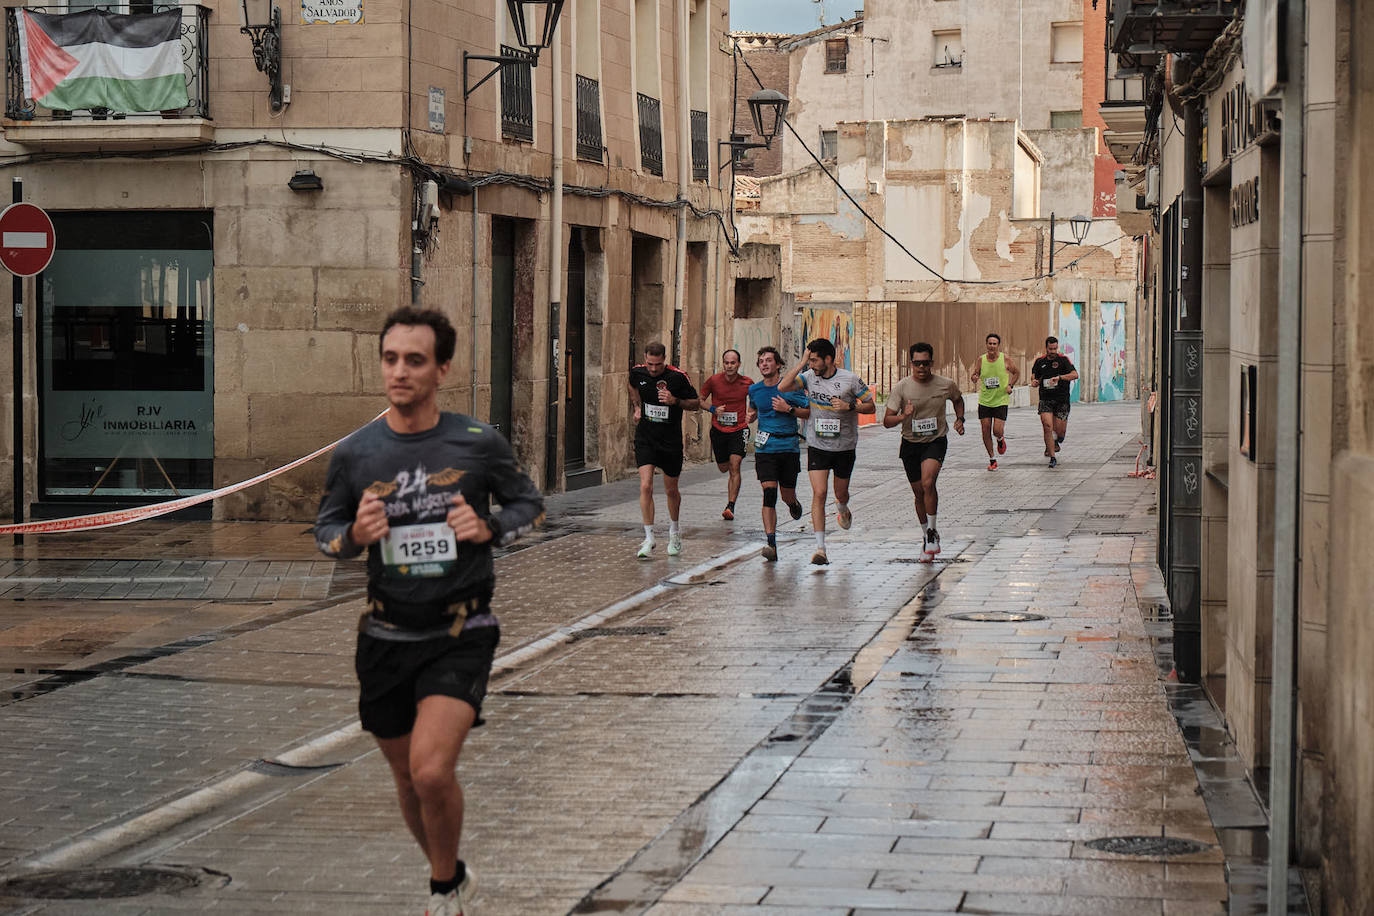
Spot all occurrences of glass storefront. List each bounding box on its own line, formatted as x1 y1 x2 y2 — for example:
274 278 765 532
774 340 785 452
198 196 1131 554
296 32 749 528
39 211 213 501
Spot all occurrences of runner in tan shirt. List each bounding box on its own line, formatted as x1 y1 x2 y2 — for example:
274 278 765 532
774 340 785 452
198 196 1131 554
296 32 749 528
883 341 966 559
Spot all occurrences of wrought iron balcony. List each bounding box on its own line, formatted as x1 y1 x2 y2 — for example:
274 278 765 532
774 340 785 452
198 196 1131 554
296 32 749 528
1108 0 1240 55
637 92 663 177
3 4 212 148
575 74 603 162
690 109 708 181
500 44 534 142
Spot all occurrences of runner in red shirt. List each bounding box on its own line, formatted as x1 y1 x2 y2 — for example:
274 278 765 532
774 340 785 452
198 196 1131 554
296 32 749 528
700 349 756 520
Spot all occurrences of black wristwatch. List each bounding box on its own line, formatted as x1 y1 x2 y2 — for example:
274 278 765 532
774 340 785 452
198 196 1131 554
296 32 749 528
484 515 503 543
788 406 796 416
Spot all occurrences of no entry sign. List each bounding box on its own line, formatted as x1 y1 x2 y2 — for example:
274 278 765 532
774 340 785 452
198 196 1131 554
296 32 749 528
0 203 55 277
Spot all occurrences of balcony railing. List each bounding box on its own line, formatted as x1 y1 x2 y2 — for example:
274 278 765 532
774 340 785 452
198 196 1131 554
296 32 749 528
500 44 533 142
5 4 210 121
637 92 663 177
1109 0 1240 55
575 74 602 162
690 109 708 181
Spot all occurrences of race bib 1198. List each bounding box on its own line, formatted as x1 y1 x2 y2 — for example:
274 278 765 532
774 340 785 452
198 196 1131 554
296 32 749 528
644 403 670 422
381 522 457 578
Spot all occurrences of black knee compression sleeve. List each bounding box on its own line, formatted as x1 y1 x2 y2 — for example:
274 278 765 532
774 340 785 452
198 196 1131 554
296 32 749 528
762 487 779 508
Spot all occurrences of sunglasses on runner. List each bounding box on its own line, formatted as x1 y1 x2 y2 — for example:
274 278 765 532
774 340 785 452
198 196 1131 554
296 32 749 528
911 359 933 367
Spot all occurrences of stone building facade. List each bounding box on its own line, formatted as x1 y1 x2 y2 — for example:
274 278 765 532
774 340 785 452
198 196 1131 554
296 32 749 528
1102 0 1370 908
0 0 749 522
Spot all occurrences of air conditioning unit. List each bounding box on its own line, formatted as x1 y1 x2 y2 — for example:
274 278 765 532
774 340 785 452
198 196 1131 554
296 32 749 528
1143 165 1160 209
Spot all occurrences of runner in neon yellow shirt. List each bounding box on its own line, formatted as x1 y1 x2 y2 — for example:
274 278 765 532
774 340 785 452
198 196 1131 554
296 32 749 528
969 331 1019 470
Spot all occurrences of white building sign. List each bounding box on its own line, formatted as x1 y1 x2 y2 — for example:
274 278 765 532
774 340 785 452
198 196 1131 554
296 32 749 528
301 0 363 24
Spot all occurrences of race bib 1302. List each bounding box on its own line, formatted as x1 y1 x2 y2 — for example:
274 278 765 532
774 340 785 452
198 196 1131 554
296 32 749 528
815 417 842 438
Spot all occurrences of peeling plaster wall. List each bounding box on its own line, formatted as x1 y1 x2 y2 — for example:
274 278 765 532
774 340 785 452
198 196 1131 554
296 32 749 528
741 115 1140 403
1022 127 1099 218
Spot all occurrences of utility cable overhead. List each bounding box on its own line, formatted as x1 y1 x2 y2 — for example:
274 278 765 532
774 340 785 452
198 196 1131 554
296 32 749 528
734 49 1128 285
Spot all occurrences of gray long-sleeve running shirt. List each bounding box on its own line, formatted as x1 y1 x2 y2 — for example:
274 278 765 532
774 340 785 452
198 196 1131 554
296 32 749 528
315 413 544 612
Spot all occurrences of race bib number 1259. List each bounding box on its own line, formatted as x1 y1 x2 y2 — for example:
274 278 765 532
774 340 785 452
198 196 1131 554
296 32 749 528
381 522 457 578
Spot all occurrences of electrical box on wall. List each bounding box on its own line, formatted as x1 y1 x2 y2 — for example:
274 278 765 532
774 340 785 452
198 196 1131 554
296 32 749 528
419 180 440 226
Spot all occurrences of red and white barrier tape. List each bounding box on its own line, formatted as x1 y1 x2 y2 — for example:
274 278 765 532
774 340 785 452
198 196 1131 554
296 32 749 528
0 409 388 536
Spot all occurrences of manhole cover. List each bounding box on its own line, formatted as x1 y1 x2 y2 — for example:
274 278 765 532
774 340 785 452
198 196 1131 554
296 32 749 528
1083 835 1211 857
0 866 204 899
889 557 933 564
948 612 1046 623
569 625 671 641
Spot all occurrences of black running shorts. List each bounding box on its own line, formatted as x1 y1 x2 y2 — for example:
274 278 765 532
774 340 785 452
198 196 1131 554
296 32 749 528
899 436 949 481
1037 400 1071 420
807 447 857 479
635 440 684 478
977 404 1009 421
710 426 748 465
356 625 500 739
754 450 801 488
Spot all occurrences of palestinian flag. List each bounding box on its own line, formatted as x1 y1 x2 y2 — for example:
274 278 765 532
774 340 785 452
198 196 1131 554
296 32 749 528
16 8 189 113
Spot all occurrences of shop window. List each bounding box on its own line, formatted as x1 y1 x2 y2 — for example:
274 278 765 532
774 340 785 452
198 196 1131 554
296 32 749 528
825 39 848 73
40 211 214 500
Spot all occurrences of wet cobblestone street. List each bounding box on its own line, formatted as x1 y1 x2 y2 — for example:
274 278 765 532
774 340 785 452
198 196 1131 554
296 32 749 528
0 402 1275 914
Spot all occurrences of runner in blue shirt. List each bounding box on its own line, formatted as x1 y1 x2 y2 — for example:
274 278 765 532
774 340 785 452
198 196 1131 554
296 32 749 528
747 346 811 561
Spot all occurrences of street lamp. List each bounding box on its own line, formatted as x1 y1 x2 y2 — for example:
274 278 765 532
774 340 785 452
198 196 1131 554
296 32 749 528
463 0 567 101
719 88 791 170
1048 212 1091 275
239 0 283 113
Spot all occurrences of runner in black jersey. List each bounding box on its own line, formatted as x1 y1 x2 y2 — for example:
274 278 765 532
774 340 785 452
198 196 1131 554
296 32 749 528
628 340 700 558
316 307 544 916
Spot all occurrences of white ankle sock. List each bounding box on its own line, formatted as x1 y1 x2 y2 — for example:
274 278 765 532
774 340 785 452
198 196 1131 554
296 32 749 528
815 530 826 550
643 525 654 540
928 513 937 534
669 520 680 536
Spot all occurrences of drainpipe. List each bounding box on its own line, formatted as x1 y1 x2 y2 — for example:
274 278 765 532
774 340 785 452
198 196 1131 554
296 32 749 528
471 189 480 415
1268 0 1306 907
672 0 690 368
545 29 564 491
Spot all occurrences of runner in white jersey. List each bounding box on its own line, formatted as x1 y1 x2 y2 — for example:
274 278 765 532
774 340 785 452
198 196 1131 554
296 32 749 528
778 337 875 565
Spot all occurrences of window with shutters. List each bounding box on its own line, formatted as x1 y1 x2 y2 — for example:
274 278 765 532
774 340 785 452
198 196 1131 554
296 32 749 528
825 39 848 73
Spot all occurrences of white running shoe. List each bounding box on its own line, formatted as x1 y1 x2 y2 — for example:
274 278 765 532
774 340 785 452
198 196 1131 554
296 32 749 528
636 537 654 559
927 529 941 555
667 532 683 556
424 868 475 916
836 504 853 530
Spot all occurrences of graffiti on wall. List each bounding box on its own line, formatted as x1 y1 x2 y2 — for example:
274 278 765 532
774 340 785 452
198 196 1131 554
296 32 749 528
1099 301 1127 402
800 308 854 370
1058 301 1083 403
